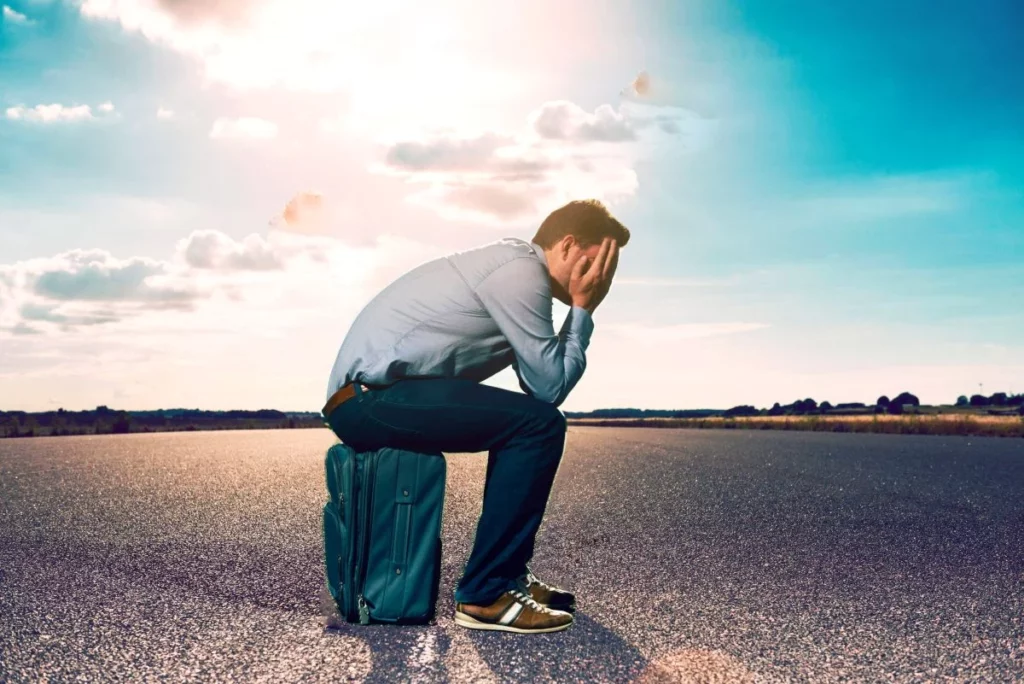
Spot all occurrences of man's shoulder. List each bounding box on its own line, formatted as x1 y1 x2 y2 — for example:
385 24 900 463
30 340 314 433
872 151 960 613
446 237 544 281
495 236 536 253
449 236 535 259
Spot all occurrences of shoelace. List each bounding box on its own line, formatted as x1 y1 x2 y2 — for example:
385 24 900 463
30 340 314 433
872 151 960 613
521 570 559 595
523 570 547 590
509 588 555 614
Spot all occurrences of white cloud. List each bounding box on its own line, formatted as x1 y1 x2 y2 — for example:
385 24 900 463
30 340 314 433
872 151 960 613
383 132 548 176
156 106 174 119
209 116 277 139
2 5 32 24
0 235 296 335
530 101 636 142
373 99 697 224
5 104 94 123
0 231 345 336
0 221 439 345
20 302 120 327
9 322 42 336
27 249 194 304
177 230 285 271
0 193 399 337
0 249 201 335
4 101 120 123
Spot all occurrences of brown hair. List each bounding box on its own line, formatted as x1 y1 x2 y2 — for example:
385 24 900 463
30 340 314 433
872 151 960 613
531 199 630 250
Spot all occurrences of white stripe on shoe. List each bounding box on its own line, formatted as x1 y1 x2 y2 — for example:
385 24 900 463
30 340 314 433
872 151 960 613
498 601 524 625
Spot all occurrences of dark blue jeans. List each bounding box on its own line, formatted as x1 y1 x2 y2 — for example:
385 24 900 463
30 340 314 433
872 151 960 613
323 377 567 605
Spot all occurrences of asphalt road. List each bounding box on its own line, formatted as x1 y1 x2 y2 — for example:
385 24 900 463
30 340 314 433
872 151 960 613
1 427 1022 682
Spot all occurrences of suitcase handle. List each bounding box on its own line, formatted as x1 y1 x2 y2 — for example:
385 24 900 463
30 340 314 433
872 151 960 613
391 498 412 567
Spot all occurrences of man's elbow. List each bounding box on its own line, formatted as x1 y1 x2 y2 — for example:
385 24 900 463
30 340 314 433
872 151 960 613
522 357 583 406
529 378 569 407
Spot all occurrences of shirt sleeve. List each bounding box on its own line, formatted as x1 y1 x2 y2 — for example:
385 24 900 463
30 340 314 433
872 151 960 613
475 257 594 406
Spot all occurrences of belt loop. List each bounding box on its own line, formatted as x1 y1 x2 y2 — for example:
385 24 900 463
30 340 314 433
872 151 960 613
352 381 363 397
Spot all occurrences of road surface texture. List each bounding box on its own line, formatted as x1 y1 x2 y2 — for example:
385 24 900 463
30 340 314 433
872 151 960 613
1 427 1022 682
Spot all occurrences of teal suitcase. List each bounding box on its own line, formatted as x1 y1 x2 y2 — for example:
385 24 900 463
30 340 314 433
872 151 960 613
323 442 446 625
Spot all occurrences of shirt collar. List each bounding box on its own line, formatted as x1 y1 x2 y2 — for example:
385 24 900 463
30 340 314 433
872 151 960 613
529 240 548 267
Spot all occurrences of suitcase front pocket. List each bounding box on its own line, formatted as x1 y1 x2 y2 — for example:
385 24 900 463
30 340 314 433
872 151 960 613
356 448 446 625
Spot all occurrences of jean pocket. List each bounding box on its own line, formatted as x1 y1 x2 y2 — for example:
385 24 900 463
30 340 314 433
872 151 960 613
364 403 424 439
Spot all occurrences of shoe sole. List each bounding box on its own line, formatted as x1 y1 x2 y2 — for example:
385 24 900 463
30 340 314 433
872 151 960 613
454 611 572 634
545 602 576 613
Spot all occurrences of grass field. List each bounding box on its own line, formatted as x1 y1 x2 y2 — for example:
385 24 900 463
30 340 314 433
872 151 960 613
568 413 1024 438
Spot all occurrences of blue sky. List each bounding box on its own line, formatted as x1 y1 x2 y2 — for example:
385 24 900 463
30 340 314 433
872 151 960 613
1 0 1021 411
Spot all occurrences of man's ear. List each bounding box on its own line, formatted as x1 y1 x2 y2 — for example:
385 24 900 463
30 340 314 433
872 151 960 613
559 234 575 260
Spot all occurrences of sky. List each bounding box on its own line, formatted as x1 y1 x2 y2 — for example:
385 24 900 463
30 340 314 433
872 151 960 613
1 0 1022 413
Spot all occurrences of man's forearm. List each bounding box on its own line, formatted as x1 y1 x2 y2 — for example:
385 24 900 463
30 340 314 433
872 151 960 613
546 305 593 406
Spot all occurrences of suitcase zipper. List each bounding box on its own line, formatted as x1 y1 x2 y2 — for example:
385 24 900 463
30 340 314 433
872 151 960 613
357 595 369 624
355 451 378 625
349 454 362 623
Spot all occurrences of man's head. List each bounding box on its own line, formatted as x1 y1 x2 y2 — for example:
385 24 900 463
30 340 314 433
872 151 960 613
531 199 630 306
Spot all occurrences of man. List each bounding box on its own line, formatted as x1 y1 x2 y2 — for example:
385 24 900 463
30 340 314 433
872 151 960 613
322 199 626 634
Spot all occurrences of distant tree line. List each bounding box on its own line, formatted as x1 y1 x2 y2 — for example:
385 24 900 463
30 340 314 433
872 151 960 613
723 391 1024 419
6 391 1022 438
955 393 1024 409
0 406 324 438
564 408 721 419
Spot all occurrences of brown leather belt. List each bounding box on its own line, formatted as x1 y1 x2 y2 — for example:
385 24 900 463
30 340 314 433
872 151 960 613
322 382 371 418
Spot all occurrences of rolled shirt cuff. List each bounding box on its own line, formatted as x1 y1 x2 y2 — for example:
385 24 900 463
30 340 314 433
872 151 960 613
567 305 594 349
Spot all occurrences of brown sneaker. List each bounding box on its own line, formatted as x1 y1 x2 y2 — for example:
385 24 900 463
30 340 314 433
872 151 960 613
516 567 576 612
454 589 573 634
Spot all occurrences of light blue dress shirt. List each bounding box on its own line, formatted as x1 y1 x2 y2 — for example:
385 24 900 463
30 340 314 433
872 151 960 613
326 237 594 407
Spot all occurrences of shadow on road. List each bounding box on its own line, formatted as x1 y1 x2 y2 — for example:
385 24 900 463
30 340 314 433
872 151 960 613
462 611 647 681
321 588 647 682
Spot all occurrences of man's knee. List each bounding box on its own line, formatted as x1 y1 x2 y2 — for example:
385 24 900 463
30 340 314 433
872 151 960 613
529 401 567 434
